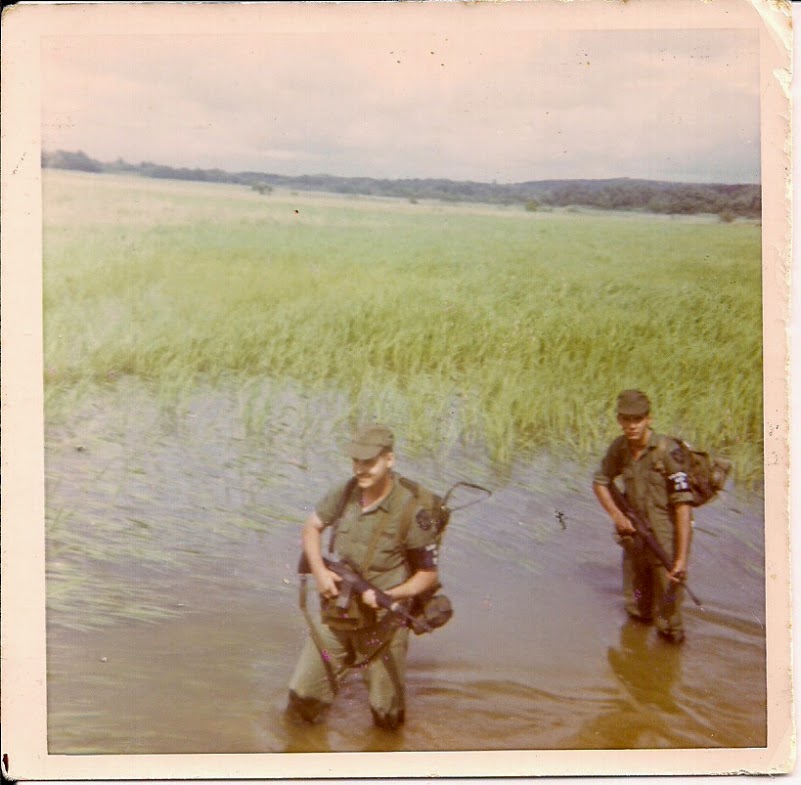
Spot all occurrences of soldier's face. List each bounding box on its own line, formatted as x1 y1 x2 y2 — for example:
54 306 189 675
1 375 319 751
617 413 651 445
352 450 395 490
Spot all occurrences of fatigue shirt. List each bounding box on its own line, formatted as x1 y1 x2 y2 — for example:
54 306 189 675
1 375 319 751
316 477 438 592
593 431 694 550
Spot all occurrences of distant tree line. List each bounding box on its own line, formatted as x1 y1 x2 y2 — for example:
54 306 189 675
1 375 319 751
42 149 761 219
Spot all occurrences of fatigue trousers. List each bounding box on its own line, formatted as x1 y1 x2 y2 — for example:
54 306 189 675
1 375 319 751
619 535 684 639
288 614 409 726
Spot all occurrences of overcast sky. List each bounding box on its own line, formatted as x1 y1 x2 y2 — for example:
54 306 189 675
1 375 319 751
40 15 761 184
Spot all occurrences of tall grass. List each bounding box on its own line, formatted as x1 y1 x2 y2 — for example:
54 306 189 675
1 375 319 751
43 171 763 486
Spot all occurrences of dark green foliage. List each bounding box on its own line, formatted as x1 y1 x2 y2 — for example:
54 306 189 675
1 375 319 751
42 149 761 218
42 149 103 173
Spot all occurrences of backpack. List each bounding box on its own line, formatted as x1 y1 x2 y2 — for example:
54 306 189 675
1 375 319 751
655 436 732 507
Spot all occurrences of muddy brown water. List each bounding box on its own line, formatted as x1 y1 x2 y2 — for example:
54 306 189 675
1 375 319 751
45 381 766 754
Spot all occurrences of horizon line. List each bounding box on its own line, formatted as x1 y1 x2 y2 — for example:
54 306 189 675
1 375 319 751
41 150 762 189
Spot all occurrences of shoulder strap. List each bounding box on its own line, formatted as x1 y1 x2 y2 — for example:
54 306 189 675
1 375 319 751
652 434 678 475
361 478 414 571
400 489 420 545
328 476 358 555
397 475 424 543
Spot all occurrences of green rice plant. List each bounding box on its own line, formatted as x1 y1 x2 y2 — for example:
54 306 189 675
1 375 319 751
43 171 764 486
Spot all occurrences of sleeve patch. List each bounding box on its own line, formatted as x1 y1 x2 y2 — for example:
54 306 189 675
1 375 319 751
669 471 690 493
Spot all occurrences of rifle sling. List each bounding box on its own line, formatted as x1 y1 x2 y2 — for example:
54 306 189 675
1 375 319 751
299 574 339 695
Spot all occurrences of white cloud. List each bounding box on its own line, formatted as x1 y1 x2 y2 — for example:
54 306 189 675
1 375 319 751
41 23 761 183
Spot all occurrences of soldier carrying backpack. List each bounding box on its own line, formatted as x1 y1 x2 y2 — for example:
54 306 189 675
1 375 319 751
592 390 731 644
286 423 488 730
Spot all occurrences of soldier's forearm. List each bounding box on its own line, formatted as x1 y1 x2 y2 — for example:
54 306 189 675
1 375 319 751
593 482 617 517
594 482 634 531
673 504 693 567
386 569 438 601
302 517 329 579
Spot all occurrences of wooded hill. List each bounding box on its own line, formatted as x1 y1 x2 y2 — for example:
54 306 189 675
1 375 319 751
43 149 761 220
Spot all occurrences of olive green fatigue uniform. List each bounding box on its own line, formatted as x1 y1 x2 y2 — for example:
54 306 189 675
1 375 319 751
288 477 438 726
593 432 694 639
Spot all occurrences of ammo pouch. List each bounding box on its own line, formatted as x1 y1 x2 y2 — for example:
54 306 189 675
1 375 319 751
320 594 377 631
410 593 453 635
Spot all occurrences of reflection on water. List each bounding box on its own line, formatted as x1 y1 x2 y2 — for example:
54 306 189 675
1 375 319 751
45 380 767 753
573 619 684 749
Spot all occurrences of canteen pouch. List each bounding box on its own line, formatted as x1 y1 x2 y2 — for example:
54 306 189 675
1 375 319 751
411 593 453 635
320 594 377 631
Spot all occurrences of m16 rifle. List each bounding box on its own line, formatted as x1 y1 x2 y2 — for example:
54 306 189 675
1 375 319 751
607 481 703 608
298 552 433 634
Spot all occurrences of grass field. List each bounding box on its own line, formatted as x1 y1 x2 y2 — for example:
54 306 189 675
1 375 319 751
43 169 763 486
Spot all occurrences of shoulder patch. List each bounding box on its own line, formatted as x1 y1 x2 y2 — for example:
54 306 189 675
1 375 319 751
416 508 435 531
668 470 691 494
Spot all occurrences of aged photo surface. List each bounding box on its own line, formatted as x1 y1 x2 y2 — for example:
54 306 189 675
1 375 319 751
0 0 792 779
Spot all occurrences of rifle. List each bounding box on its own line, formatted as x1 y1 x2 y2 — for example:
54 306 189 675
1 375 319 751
298 552 433 634
607 481 703 608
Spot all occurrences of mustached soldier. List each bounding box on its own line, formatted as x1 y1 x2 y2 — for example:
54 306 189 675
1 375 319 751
592 391 694 643
286 424 440 729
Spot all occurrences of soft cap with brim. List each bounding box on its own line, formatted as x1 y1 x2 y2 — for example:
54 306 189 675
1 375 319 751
345 424 394 460
616 389 651 416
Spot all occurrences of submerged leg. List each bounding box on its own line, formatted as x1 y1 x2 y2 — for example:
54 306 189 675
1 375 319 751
286 625 352 723
361 625 409 730
654 570 686 643
620 537 654 622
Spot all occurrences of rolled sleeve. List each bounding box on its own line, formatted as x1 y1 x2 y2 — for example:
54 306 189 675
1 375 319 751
315 482 352 528
593 437 624 486
593 467 612 486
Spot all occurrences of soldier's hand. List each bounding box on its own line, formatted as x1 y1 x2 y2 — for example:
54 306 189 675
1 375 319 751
668 563 687 585
361 588 379 609
316 569 342 599
614 514 636 537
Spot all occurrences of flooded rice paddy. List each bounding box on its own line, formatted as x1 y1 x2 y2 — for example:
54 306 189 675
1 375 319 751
45 380 766 754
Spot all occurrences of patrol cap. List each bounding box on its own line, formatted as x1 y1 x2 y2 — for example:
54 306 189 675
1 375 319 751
616 389 651 416
346 423 394 460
